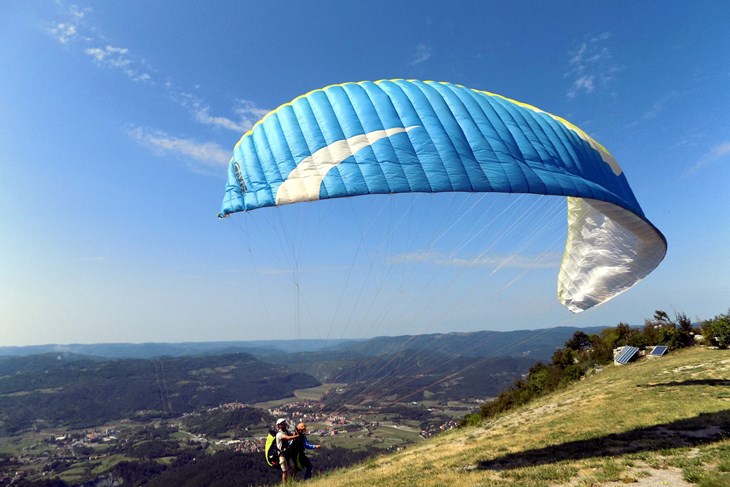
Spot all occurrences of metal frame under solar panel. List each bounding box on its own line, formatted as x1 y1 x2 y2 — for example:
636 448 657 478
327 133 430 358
649 345 668 356
615 346 639 364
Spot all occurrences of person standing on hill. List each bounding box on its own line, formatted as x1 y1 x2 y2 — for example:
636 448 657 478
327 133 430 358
290 422 321 480
275 418 298 483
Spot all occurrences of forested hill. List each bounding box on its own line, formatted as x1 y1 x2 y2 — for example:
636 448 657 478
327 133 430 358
341 326 605 360
0 352 318 434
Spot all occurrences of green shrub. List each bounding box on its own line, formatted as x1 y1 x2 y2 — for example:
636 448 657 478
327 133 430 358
465 308 707 424
702 310 730 348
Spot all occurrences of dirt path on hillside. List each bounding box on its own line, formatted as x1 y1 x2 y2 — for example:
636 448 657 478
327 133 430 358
602 466 690 486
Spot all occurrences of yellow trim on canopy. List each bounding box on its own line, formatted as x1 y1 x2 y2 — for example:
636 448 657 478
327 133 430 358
232 80 621 175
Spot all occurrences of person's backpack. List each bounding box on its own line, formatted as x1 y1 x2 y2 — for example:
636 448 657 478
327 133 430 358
264 429 279 468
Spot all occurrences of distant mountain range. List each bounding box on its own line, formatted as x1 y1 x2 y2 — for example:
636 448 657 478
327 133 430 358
0 326 603 360
0 327 605 435
0 339 360 359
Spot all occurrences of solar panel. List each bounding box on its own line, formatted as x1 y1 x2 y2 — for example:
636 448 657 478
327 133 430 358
650 345 668 356
615 346 639 365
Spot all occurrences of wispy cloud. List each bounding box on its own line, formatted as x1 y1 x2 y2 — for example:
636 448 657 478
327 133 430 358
410 44 432 66
46 4 88 43
48 5 268 130
84 45 153 83
233 100 271 130
128 126 230 171
47 4 152 83
566 32 620 99
48 22 78 43
389 250 559 269
169 90 269 133
623 91 681 129
685 141 730 176
256 264 354 276
46 2 268 173
641 91 679 121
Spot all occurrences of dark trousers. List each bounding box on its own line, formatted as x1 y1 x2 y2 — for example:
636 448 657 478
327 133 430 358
296 453 313 480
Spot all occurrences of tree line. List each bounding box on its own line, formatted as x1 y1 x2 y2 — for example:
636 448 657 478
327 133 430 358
463 308 730 425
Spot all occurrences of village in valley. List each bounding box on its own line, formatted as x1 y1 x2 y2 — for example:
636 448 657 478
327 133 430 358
1 391 467 485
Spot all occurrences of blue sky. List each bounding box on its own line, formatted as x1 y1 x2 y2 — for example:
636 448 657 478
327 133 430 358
1 1 728 346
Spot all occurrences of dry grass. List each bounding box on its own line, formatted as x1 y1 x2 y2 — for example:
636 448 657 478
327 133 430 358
307 347 730 486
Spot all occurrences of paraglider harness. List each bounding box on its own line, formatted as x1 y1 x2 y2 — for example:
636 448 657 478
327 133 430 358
264 428 283 469
265 428 311 472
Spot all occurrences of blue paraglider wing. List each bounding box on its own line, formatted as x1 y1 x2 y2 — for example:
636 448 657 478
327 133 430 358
220 80 666 312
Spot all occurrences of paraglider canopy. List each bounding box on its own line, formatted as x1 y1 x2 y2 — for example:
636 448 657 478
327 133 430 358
220 80 666 312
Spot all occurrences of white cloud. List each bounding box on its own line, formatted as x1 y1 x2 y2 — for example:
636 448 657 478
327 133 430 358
590 32 612 43
47 3 267 173
128 126 230 170
84 45 153 83
85 45 126 61
67 4 88 20
48 22 78 43
233 100 270 129
48 2 269 131
566 33 619 99
45 3 93 44
193 106 247 132
48 5 152 83
623 91 681 129
569 75 595 96
685 141 730 176
710 142 730 158
410 44 432 66
389 250 559 269
641 91 679 120
170 91 269 133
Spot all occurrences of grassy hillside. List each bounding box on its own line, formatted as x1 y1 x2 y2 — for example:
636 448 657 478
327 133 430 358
309 347 730 486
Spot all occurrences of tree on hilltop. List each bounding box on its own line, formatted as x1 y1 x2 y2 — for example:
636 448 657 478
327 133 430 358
702 310 730 348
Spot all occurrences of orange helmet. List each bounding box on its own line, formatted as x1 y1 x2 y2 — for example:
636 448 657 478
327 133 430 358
296 422 307 432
